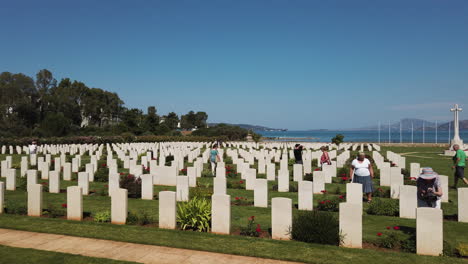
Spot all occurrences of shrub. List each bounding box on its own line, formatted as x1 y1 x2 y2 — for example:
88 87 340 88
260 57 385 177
201 169 214 177
331 134 344 145
17 177 27 191
39 181 49 192
179 168 187 175
304 173 313 181
224 156 233 164
233 196 253 206
94 211 111 223
127 210 155 225
373 187 390 198
4 200 27 215
190 187 213 200
316 196 343 212
94 160 109 182
227 180 245 189
177 197 211 232
272 183 298 192
240 216 261 237
292 211 340 245
119 174 142 198
225 165 238 178
45 203 66 218
367 198 399 216
288 159 296 166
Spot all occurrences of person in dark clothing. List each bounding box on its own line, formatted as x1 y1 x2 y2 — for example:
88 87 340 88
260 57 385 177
294 144 303 164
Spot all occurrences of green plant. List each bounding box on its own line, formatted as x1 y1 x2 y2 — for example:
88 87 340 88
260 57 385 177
304 173 313 181
126 211 154 225
331 134 344 145
45 203 66 218
39 181 49 192
233 196 253 206
94 211 111 223
4 200 27 215
94 161 109 182
190 187 213 200
292 211 340 245
119 174 142 198
288 159 296 166
317 195 344 212
201 169 214 177
225 165 238 178
177 197 211 232
17 177 27 191
227 180 245 189
373 187 390 198
443 240 458 257
367 198 399 216
240 216 261 237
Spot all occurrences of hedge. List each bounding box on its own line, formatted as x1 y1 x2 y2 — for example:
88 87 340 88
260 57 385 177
0 135 230 146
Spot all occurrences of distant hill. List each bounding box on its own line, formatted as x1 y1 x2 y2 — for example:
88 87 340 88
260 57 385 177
357 118 468 131
207 123 287 131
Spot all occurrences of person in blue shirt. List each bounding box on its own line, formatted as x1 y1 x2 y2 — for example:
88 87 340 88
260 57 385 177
210 144 220 175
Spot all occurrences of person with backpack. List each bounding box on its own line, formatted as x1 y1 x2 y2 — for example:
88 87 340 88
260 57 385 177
452 144 468 188
417 167 443 208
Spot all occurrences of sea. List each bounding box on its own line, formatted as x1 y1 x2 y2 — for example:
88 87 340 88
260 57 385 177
257 130 468 143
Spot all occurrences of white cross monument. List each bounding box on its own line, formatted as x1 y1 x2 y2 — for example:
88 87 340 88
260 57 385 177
445 104 464 155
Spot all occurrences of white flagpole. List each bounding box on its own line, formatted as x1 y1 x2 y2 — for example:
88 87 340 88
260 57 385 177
412 123 414 144
400 121 402 143
388 121 391 143
423 121 425 144
378 121 381 144
435 121 438 144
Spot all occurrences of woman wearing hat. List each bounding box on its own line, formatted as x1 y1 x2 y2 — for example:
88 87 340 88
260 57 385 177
349 152 374 202
417 167 443 208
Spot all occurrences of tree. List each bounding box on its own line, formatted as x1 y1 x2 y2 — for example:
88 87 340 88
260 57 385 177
331 134 345 145
143 106 160 132
164 112 179 130
194 111 208 128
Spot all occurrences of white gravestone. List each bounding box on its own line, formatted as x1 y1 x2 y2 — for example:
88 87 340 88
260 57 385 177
27 170 37 193
399 185 417 219
159 191 177 229
410 163 420 179
211 194 231 235
346 183 363 208
416 208 443 256
379 162 391 186
141 174 154 200
254 179 268 208
293 164 303 182
63 163 72 181
438 175 449 203
28 184 43 217
339 202 362 248
278 169 289 192
6 169 16 191
266 163 276 181
271 197 292 240
176 176 189 202
458 188 468 222
313 171 325 194
0 182 3 214
214 177 227 195
67 186 83 221
78 172 89 195
49 171 60 193
298 181 313 211
111 188 128 225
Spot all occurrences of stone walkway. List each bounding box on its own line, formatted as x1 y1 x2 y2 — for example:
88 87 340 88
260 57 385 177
0 228 302 264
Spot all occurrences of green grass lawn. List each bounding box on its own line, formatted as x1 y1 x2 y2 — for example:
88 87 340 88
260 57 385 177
0 146 467 263
0 244 138 264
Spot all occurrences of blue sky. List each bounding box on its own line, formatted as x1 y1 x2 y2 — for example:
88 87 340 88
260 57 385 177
1 0 468 130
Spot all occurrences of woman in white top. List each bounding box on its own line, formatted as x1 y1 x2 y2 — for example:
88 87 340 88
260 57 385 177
349 152 375 202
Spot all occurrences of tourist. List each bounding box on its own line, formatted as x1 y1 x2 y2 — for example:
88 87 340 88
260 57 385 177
29 140 37 154
452 144 468 188
417 167 443 208
349 152 374 202
320 146 331 167
293 144 303 164
210 144 220 175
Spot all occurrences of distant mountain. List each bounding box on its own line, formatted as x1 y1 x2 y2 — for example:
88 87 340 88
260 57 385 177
357 118 468 131
207 123 287 132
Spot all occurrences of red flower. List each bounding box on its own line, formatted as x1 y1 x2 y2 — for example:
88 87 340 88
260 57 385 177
235 197 240 200
320 201 325 204
339 195 344 199
377 232 382 236
386 226 391 229
102 164 107 167
326 200 331 203
321 190 327 193
393 226 400 230
256 224 262 233
248 216 255 221
41 182 47 185
119 172 124 175
239 180 244 184
314 168 321 171
341 177 348 181
61 203 67 208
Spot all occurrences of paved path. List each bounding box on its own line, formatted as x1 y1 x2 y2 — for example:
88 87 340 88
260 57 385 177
0 228 302 264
